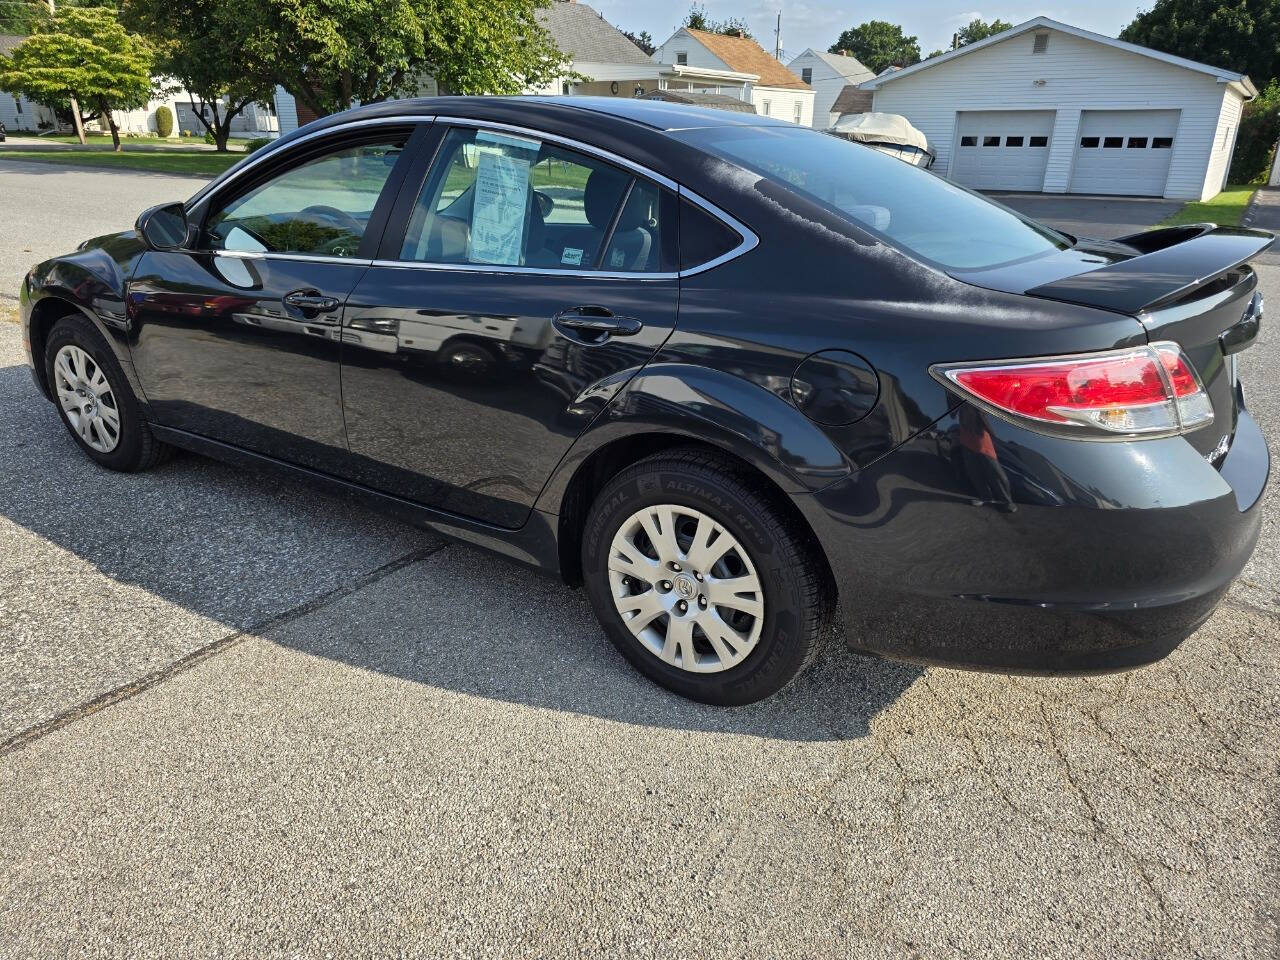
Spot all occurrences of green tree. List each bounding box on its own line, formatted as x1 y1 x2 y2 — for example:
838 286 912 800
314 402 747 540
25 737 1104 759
828 21 920 74
234 0 570 118
0 6 154 149
121 0 278 151
1120 0 1280 89
1229 80 1280 181
683 3 753 38
926 49 946 59
0 0 48 34
622 29 655 56
955 17 1013 46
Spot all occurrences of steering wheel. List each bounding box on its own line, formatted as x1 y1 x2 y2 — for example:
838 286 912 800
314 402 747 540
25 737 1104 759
300 204 364 235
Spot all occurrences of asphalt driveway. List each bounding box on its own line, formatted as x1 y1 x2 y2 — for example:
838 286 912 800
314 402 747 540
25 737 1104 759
989 192 1182 238
1 163 1278 957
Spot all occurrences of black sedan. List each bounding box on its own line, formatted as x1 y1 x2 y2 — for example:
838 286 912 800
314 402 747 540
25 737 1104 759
18 97 1271 704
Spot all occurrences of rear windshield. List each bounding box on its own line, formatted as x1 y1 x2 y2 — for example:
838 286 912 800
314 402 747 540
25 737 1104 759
675 125 1069 270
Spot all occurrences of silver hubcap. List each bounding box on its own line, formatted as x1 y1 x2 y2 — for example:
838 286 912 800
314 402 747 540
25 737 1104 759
53 344 120 453
608 504 765 674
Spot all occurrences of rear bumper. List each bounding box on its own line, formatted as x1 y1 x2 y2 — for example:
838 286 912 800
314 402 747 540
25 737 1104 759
809 400 1268 674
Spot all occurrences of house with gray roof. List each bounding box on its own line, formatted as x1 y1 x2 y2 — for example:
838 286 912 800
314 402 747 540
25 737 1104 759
787 48 874 129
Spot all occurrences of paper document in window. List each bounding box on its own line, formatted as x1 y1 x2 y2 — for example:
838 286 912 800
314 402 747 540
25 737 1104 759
470 148 532 265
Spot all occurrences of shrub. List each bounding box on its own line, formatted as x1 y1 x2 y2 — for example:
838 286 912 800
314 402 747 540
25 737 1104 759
154 104 173 138
243 137 272 153
203 129 216 146
1229 81 1280 184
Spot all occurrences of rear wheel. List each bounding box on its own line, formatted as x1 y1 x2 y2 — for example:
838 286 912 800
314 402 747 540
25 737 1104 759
44 314 170 472
582 448 829 705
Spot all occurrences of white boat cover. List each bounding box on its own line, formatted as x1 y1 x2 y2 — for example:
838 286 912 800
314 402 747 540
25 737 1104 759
828 112 931 153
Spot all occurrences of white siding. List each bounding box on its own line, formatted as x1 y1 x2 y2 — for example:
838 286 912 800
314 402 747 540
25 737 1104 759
753 86 813 126
870 27 1239 200
274 87 298 136
787 51 852 128
1203 88 1243 197
0 91 52 131
651 30 732 73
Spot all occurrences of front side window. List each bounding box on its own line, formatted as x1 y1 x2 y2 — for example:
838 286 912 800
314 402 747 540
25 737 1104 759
400 127 675 273
676 124 1069 270
205 139 405 257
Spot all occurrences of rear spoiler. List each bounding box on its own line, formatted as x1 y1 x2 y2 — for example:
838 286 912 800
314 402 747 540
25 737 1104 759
1026 225 1274 315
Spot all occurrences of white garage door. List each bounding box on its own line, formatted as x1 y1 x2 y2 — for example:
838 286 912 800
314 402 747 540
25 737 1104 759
950 111 1056 191
1070 110 1180 196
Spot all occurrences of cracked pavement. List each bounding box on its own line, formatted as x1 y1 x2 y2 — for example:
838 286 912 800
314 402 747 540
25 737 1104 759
0 166 1277 957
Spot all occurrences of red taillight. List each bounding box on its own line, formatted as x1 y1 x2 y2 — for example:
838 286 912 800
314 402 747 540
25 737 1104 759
933 342 1213 438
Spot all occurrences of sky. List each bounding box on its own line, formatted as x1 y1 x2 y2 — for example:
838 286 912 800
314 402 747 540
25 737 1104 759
590 1 1151 63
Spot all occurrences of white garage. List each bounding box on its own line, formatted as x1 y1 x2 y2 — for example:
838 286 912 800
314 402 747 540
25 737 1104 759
1069 110 1179 196
857 16 1254 201
952 111 1055 191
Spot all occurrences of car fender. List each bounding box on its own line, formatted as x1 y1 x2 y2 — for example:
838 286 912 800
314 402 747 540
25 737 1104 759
535 361 853 516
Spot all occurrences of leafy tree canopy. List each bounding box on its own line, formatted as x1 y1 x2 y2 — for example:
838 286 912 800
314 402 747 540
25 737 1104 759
1120 0 1280 88
233 0 571 117
956 17 1013 46
622 29 655 56
121 0 278 150
0 6 154 149
684 3 753 38
828 20 920 74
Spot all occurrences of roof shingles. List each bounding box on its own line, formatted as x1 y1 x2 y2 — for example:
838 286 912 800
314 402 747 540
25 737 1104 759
537 2 652 66
683 28 809 89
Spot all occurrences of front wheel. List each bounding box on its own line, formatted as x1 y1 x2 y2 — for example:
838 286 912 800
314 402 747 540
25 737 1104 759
44 314 171 472
582 448 830 705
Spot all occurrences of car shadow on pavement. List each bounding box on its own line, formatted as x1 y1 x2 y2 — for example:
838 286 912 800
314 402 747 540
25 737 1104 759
1 363 921 743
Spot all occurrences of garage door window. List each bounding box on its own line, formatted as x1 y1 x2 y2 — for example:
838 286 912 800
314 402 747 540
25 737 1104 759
1103 137 1123 148
677 124 1069 270
1128 137 1148 148
1030 136 1048 147
1005 136 1024 147
982 136 1000 146
960 136 977 146
1080 137 1099 148
1153 137 1173 149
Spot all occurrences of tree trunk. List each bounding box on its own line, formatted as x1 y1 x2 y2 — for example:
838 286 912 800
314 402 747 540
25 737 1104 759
215 122 231 152
102 102 121 152
68 95 86 145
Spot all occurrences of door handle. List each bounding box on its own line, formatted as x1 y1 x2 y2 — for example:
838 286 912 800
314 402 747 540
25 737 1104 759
283 290 341 314
553 305 643 340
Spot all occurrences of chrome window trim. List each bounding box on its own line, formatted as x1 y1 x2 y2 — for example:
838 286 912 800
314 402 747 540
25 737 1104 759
185 115 436 211
383 118 759 279
185 111 759 278
214 250 373 267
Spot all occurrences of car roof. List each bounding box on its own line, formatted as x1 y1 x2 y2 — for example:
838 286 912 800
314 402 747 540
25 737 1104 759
316 95 793 133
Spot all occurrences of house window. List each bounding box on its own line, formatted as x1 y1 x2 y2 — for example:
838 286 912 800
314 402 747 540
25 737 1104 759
960 136 977 147
982 135 1000 146
793 101 802 123
762 100 771 116
1032 33 1049 54
676 51 688 65
15 98 22 114
1127 136 1148 148
801 67 812 84
1080 137 1100 148
1029 136 1048 147
1005 136 1024 146
1152 137 1173 149
1103 136 1123 148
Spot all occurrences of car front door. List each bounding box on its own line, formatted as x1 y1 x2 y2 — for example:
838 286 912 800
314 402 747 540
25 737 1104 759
338 123 682 528
127 125 423 473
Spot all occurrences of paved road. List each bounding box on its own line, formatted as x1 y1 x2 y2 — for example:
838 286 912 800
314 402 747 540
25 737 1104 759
0 160 209 301
0 168 1277 957
992 192 1183 239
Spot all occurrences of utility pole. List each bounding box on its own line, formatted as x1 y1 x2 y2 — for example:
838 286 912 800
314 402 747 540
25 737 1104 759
47 0 86 144
774 11 781 60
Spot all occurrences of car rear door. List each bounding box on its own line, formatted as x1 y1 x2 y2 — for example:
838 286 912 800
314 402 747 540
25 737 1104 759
127 123 426 474
338 121 680 528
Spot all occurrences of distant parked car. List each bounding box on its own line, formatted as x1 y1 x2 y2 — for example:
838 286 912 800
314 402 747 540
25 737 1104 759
17 96 1273 704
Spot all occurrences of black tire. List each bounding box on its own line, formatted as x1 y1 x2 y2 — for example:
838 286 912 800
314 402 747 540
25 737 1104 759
582 447 829 705
44 314 171 472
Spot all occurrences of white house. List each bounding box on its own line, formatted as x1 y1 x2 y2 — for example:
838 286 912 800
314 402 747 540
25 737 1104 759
787 48 873 129
857 17 1255 200
652 27 813 125
0 34 58 131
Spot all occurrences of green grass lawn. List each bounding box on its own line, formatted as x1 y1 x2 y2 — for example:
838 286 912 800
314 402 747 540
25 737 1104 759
0 149 244 177
1156 184 1258 228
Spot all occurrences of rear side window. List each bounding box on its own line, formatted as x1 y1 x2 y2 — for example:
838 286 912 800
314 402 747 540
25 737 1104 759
400 127 674 272
675 125 1068 270
680 199 741 269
